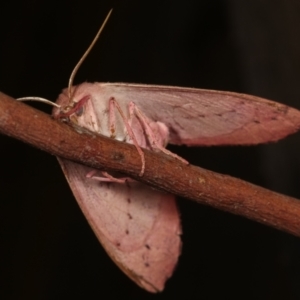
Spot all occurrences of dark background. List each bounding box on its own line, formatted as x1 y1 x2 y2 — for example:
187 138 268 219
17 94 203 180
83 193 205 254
1 0 300 299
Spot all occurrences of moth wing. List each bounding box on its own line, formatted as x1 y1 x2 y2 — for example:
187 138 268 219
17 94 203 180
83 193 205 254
77 83 300 146
58 158 181 293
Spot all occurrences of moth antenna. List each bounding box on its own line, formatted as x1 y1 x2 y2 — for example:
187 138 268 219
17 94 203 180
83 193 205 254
17 97 60 108
68 9 113 99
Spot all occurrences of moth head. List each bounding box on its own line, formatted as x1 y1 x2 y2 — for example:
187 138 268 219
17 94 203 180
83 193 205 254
54 86 90 121
54 86 100 133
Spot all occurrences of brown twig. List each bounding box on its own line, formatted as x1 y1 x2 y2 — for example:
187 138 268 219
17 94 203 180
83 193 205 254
1 91 300 237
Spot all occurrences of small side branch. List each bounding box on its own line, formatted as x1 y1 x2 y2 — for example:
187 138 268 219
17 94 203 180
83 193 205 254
1 91 300 237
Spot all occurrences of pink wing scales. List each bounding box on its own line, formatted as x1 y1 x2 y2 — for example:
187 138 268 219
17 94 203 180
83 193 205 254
58 159 181 293
72 82 300 146
55 86 182 292
54 82 300 292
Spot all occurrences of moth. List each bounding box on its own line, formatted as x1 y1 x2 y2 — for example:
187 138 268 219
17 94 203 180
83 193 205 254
18 10 300 293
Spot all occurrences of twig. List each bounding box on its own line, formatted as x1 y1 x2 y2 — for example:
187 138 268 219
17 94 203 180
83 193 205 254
1 91 300 237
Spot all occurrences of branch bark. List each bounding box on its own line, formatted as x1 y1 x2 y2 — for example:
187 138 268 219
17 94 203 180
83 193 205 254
1 91 300 237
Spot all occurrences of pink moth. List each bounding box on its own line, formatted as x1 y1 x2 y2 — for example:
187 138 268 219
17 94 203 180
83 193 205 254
18 10 300 293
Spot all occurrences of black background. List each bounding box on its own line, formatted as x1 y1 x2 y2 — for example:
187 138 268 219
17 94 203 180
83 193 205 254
1 0 300 299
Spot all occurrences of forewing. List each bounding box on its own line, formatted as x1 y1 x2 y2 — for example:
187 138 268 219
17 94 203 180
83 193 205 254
58 158 181 293
77 83 300 146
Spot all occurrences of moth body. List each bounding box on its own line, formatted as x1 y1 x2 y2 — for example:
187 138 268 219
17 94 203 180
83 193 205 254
54 83 182 293
52 81 300 292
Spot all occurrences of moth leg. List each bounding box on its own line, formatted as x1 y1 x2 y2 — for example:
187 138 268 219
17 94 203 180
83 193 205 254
109 97 145 176
130 102 188 164
86 170 132 183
